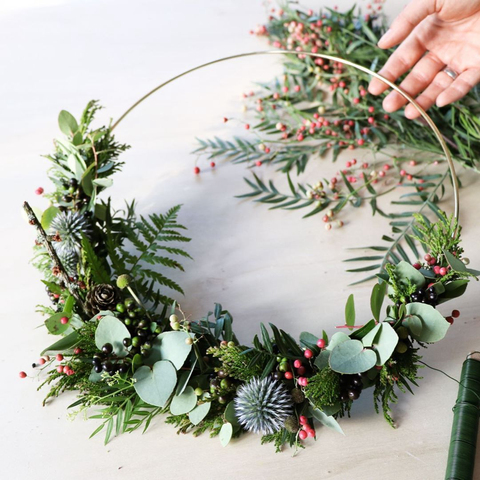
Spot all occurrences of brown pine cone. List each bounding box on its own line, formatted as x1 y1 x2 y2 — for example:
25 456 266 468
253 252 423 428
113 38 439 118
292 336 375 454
85 284 121 317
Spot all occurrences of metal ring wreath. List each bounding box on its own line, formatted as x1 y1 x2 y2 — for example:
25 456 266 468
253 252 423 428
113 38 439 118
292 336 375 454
21 51 479 454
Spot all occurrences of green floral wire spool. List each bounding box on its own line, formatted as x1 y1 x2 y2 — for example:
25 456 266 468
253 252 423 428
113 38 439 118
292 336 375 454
22 50 480 467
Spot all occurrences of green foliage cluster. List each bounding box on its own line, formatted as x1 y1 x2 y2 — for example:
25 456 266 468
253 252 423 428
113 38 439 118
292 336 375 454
261 428 303 454
373 348 423 426
304 366 340 409
207 344 264 382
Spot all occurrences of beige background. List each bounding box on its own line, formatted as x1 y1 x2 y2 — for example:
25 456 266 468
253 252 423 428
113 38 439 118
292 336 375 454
2 0 480 479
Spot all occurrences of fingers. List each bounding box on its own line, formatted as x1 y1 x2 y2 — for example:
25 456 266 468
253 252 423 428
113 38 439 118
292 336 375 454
382 52 445 112
377 0 436 49
404 70 454 119
437 69 480 107
368 34 426 95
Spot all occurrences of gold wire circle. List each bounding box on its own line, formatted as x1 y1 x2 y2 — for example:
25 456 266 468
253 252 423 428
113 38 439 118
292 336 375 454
111 50 460 222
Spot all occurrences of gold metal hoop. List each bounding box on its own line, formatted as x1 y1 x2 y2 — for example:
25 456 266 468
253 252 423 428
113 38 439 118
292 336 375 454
111 50 459 222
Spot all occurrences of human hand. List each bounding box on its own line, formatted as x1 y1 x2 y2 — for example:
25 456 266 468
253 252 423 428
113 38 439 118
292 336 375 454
368 0 480 119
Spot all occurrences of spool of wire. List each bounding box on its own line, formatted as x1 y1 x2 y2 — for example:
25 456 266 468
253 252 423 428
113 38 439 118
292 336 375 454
445 353 480 479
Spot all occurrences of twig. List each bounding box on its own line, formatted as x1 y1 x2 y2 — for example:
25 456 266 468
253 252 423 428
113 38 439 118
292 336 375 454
23 201 86 313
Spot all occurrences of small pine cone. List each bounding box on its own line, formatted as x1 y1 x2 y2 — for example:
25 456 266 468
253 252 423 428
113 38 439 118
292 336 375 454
85 284 120 317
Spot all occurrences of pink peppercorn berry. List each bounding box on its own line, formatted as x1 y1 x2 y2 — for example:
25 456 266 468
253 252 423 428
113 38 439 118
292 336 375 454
19 371 27 378
299 430 308 440
293 359 302 369
193 166 200 175
57 365 64 374
452 310 460 318
56 354 64 361
304 349 313 359
412 263 421 270
299 415 308 425
284 371 293 380
35 187 44 195
60 316 69 325
317 338 325 348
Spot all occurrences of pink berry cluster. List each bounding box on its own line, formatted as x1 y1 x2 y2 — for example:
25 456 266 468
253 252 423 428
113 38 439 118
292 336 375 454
413 253 451 277
298 415 315 440
19 349 82 379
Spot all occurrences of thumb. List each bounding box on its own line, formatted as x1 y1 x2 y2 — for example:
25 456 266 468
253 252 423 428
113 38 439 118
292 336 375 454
378 0 437 49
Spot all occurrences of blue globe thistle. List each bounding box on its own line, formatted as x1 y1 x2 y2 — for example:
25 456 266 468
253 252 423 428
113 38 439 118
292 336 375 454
49 211 92 255
58 247 79 277
234 377 293 435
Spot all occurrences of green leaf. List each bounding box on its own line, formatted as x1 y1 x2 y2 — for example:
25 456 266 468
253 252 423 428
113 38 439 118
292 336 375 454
145 331 192 369
95 314 131 357
67 154 85 180
329 339 377 374
361 323 381 347
395 261 426 288
309 406 344 435
41 206 60 231
224 401 240 427
405 302 450 342
92 178 114 188
176 358 197 395
133 360 177 407
45 312 71 335
189 402 211 425
314 350 331 371
345 294 355 328
370 282 387 321
58 110 78 136
369 323 399 366
403 315 422 336
219 422 233 447
81 236 111 284
169 386 197 415
299 331 319 350
41 331 80 355
444 251 467 272
326 332 350 351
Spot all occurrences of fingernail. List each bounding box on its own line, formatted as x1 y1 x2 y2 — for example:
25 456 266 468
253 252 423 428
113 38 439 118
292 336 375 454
378 29 392 46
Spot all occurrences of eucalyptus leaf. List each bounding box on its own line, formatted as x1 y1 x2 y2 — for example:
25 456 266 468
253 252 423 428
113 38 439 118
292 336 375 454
169 386 197 415
309 406 344 435
189 402 211 425
370 282 387 321
92 178 114 188
145 331 192 368
219 422 233 447
314 349 331 370
405 302 450 342
371 323 398 366
224 401 240 427
444 250 466 272
95 315 131 357
361 323 381 347
133 361 177 407
395 261 426 288
326 332 350 351
329 339 377 374
403 315 423 336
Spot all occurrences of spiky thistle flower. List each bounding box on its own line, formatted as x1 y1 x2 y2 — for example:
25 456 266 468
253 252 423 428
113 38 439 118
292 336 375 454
234 377 293 435
49 211 92 255
58 247 79 277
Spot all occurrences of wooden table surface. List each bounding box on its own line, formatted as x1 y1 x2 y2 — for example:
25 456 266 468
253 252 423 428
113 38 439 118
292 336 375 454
2 1 480 478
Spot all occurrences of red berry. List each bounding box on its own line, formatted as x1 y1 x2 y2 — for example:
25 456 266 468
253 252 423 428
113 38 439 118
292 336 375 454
293 359 302 369
383 164 391 171
433 266 441 275
297 134 304 142
38 358 46 365
299 415 308 425
223 117 228 123
57 365 64 374
429 258 436 266
452 310 460 318
210 161 216 168
297 366 306 376
299 430 308 440
284 371 293 380
368 116 375 124
317 338 326 348
56 354 64 361
255 161 262 167
424 254 432 262
60 316 69 325
67 369 75 376
35 187 44 195
193 166 200 175
368 106 375 113
304 349 313 359
245 124 250 130
412 262 421 270
353 98 360 104
307 428 315 438
19 371 27 378
74 347 82 355
439 267 447 276
264 147 271 154
357 138 365 146
400 169 406 176
446 316 454 325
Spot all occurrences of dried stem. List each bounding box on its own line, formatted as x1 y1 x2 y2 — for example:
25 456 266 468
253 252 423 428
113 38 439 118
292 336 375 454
23 201 86 312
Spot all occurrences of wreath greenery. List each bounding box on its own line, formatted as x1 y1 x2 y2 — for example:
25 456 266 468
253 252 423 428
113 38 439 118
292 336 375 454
21 98 479 453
